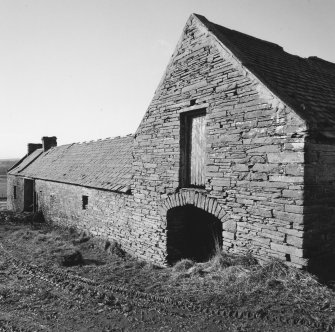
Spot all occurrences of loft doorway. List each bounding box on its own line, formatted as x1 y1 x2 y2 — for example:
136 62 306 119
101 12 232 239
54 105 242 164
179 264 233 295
24 179 35 212
180 109 206 188
166 205 223 265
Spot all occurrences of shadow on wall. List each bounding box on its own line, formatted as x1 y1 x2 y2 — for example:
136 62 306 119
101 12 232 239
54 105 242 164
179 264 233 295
166 204 223 265
305 133 335 283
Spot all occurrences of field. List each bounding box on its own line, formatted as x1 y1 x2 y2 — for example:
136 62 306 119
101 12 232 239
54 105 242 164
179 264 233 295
0 159 18 199
1 212 335 331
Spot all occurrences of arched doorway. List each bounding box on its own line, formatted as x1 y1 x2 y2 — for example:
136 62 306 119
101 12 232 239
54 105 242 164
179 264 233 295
166 204 223 265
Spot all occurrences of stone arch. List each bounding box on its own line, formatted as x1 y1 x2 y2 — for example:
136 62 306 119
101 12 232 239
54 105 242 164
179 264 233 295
158 191 228 265
158 191 227 223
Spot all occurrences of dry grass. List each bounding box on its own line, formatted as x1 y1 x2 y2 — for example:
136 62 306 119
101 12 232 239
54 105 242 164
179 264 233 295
172 259 194 272
162 249 335 325
2 212 335 327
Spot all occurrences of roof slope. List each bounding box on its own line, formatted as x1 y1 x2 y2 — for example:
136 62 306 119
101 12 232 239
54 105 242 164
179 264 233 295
7 149 43 174
9 135 134 193
195 14 335 129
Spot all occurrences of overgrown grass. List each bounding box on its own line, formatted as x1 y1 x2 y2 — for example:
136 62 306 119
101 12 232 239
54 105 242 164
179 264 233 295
2 212 335 326
162 249 335 326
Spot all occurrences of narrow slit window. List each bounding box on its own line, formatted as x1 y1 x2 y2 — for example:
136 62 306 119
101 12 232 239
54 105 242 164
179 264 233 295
13 186 17 199
82 195 88 210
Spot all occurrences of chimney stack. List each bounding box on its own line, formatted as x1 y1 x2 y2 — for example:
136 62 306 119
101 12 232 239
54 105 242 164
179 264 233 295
42 136 57 152
27 143 42 155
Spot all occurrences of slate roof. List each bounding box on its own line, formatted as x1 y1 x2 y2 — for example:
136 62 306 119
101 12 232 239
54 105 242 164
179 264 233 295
9 15 335 192
8 149 44 174
9 135 134 193
195 14 335 129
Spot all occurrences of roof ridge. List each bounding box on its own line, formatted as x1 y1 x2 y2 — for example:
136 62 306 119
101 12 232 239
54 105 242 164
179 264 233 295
9 149 43 175
11 133 134 192
193 14 281 48
46 134 135 149
195 14 334 68
193 13 335 128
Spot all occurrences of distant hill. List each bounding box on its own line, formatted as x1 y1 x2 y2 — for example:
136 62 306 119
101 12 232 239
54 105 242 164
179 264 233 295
0 159 19 198
0 159 20 176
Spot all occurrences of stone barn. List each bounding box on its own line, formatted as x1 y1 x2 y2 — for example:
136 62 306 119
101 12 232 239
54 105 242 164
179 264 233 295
7 14 335 269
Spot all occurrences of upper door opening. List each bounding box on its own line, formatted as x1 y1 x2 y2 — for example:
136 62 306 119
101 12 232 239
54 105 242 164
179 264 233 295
180 109 206 188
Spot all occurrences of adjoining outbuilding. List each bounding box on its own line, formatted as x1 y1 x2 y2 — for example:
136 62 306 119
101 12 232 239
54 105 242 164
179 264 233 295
8 14 335 269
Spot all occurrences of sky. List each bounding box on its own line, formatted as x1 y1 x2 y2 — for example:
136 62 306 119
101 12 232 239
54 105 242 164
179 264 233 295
1 0 334 158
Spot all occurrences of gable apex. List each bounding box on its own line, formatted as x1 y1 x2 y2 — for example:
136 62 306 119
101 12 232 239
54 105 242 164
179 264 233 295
188 14 335 132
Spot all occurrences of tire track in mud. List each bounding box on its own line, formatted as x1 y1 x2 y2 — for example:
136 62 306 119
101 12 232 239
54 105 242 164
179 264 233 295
1 241 333 332
0 251 81 332
0 310 53 332
0 240 200 332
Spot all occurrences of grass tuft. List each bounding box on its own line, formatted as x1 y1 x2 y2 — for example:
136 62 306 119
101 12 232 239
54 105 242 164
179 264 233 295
105 239 125 257
172 259 194 272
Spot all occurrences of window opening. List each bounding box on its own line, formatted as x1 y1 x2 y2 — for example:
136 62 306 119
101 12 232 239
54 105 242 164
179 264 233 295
13 186 17 199
50 194 55 205
82 195 88 210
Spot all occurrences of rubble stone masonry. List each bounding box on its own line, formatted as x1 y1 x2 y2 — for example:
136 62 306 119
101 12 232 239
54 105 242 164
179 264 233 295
34 180 167 264
7 15 335 269
132 16 309 268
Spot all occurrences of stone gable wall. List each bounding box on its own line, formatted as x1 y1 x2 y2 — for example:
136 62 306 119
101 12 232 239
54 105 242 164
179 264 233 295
9 16 333 269
133 16 308 267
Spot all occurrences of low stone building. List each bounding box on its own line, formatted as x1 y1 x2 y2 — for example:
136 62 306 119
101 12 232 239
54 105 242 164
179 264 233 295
7 14 335 269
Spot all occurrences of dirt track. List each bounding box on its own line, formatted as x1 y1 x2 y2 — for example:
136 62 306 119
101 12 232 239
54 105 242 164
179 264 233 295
0 241 290 332
0 215 332 331
0 245 263 331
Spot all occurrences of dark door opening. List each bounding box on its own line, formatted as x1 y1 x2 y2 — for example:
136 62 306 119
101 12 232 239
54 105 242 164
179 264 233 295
166 205 223 265
24 179 34 212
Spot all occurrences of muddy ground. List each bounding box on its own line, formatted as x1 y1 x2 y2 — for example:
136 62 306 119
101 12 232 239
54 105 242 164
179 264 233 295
0 212 334 331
